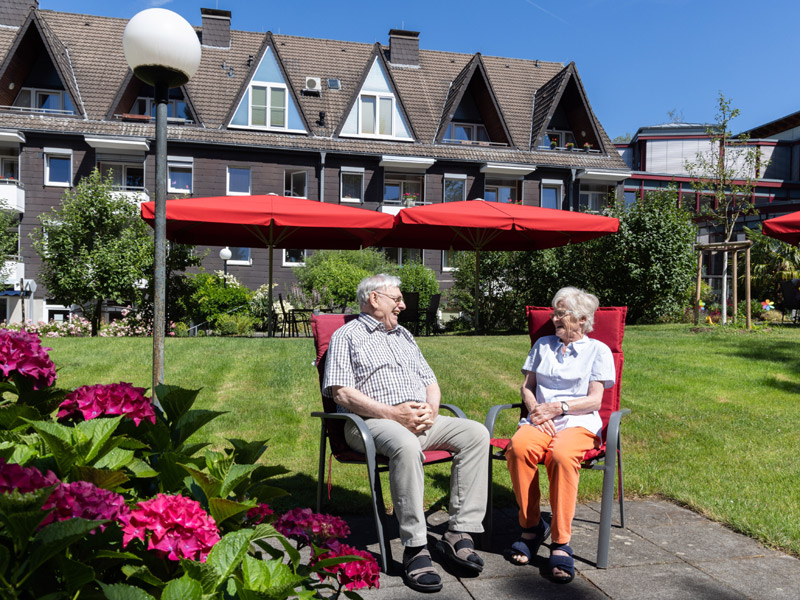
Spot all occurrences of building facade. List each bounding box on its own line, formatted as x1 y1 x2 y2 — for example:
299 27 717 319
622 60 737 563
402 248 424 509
0 1 630 323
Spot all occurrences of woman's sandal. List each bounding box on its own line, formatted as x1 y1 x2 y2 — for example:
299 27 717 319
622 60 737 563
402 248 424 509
435 530 484 573
401 546 443 593
548 543 575 584
508 518 551 565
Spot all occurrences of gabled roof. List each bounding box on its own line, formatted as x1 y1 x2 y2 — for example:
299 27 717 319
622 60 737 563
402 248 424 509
105 70 200 125
530 62 609 153
434 53 514 147
333 42 417 140
222 31 311 133
0 8 85 116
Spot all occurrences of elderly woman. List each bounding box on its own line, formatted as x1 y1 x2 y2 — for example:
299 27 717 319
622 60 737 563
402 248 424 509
505 286 615 583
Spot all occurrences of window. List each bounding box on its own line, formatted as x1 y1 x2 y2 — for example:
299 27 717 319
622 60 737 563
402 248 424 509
1 158 18 180
13 88 75 115
284 171 307 198
444 175 466 202
359 94 394 136
579 184 609 212
283 249 307 266
484 179 517 203
168 158 192 193
444 123 489 144
541 180 563 209
99 162 144 191
341 168 364 202
384 248 421 265
442 249 457 271
131 96 191 121
228 247 251 265
250 85 287 129
44 149 72 187
228 167 251 195
542 130 576 149
384 173 423 205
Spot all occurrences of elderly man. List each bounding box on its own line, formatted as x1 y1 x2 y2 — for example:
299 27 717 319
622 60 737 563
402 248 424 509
323 274 489 593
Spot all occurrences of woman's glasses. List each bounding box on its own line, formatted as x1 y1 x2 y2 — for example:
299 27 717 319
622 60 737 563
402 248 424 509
551 309 573 319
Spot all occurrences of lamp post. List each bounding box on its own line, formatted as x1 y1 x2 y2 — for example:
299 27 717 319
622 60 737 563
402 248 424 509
123 9 201 396
219 247 232 288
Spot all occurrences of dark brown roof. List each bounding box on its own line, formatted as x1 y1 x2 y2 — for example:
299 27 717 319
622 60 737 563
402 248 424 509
0 8 628 172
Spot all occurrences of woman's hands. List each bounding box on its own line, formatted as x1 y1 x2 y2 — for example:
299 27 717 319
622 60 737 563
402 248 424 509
527 402 561 436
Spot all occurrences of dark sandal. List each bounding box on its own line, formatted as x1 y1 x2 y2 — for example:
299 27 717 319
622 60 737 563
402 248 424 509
435 531 484 573
548 543 575 584
508 518 550 565
402 547 442 593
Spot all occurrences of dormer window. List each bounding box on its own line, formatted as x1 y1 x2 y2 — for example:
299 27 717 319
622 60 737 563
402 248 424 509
542 130 576 149
130 96 191 121
443 122 489 144
360 94 393 136
12 88 74 115
251 85 286 128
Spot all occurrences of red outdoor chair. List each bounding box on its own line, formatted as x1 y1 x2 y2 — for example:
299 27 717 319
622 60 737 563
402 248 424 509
311 313 468 572
483 306 629 569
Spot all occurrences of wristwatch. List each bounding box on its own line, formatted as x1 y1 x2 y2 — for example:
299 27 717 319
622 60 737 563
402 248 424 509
560 401 569 415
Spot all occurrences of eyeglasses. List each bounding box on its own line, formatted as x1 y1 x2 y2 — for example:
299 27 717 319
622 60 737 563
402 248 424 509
551 309 573 319
374 291 404 304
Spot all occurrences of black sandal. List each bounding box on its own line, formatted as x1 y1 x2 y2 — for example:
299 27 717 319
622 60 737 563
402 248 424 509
435 530 484 573
548 543 575 584
402 546 442 593
508 518 550 565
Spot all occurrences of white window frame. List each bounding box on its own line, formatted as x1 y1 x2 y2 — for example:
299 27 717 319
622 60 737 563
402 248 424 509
167 156 193 194
443 173 467 202
98 161 145 192
541 178 564 210
14 87 74 115
383 173 423 205
282 248 308 266
1 157 19 180
542 130 576 149
131 96 189 121
227 247 252 266
227 166 251 195
284 170 308 198
484 180 518 204
44 148 72 187
444 122 489 143
340 167 364 203
248 84 289 131
442 249 457 272
358 93 395 138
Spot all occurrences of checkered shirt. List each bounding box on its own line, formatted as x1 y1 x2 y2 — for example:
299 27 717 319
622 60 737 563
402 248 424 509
322 313 437 408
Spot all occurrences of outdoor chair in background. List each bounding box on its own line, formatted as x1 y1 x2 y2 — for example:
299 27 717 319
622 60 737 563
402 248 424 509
417 293 442 336
310 313 469 572
397 291 420 335
290 308 312 337
779 279 800 323
483 306 629 569
278 294 291 338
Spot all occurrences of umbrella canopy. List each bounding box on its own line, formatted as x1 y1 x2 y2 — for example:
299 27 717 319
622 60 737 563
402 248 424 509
141 195 394 334
379 200 620 329
763 211 800 245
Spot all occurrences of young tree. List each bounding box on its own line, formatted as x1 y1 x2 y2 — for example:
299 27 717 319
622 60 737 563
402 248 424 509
31 168 153 335
0 201 19 282
685 93 764 323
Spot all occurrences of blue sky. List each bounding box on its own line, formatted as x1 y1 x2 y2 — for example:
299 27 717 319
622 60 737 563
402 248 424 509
43 0 800 139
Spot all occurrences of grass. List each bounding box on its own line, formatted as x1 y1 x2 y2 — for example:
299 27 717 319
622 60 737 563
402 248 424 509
43 324 800 556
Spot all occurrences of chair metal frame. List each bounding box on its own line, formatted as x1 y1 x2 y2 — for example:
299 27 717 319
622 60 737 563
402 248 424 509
483 306 629 569
311 313 466 572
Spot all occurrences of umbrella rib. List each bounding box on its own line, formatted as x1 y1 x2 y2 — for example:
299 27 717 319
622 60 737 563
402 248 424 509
450 226 503 250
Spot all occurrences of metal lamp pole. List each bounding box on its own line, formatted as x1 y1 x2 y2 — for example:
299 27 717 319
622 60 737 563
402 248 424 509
219 247 232 288
123 9 201 396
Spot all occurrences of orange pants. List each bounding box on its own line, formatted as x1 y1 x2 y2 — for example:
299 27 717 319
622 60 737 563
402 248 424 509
505 425 600 544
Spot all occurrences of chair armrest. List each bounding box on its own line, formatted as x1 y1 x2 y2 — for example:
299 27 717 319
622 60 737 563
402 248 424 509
605 408 631 447
484 402 522 436
311 411 378 461
440 403 467 419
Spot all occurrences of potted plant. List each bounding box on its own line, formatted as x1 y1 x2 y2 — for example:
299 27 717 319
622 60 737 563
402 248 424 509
549 139 558 149
402 192 419 207
565 142 575 150
583 142 592 151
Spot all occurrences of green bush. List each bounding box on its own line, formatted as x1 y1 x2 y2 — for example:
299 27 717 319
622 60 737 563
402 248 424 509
249 283 278 331
396 260 440 309
185 271 253 327
294 249 392 307
173 321 189 337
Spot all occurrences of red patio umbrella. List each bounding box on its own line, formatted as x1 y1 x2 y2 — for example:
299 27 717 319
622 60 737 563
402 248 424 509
763 211 800 245
378 200 620 329
141 195 394 335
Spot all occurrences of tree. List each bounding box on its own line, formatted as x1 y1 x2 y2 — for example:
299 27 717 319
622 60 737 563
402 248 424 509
31 168 153 335
685 93 764 323
0 201 19 282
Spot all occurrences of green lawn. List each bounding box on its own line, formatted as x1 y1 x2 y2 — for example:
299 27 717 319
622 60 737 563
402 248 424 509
43 324 800 556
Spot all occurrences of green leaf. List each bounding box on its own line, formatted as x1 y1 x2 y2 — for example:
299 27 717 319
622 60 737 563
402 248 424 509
92 447 135 471
180 442 210 457
0 405 42 430
178 559 219 594
204 450 232 482
71 466 129 490
180 464 221 500
227 438 269 464
220 463 259 498
98 581 157 600
94 550 141 562
151 451 191 492
251 465 291 481
28 518 104 579
161 576 203 600
26 420 78 476
54 555 95 594
157 385 200 424
208 497 253 526
173 410 226 447
122 564 164 586
125 458 158 478
241 556 304 597
206 529 253 586
0 487 54 544
116 437 150 450
0 543 9 575
247 483 290 504
75 415 124 463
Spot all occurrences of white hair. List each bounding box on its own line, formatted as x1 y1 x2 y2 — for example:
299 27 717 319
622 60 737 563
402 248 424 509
357 273 402 308
552 286 599 333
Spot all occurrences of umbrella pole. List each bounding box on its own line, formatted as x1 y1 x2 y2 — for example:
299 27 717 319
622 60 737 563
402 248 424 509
268 245 274 337
474 250 480 331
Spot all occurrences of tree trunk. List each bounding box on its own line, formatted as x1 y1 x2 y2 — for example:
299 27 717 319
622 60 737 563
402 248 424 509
92 299 102 337
721 251 728 325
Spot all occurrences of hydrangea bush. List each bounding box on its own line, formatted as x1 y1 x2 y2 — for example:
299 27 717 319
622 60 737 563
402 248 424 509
0 328 379 599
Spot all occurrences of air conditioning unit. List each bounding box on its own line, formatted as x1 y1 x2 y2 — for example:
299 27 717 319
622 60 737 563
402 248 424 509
304 77 322 92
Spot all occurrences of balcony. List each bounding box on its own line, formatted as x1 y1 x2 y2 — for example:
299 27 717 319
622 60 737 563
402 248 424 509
0 179 24 212
2 259 23 286
111 187 150 206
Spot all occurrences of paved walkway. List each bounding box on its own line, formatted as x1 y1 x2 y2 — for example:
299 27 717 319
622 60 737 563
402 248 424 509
342 499 800 599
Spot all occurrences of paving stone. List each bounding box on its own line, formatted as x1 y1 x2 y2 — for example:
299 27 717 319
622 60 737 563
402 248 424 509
696 555 800 600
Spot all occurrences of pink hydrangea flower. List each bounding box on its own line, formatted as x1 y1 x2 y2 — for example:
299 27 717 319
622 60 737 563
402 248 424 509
274 508 350 548
0 458 59 494
315 540 380 591
244 503 274 525
41 480 129 531
119 494 220 562
57 382 156 426
0 329 56 390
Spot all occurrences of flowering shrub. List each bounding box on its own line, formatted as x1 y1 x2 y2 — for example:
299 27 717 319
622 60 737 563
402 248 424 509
244 502 274 525
315 540 381 592
120 494 220 562
274 508 350 549
57 381 156 426
1 315 92 337
0 458 59 494
41 480 129 530
0 328 57 390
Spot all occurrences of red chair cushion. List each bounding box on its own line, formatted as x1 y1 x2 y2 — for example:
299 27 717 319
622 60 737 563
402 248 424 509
312 313 358 365
526 306 626 352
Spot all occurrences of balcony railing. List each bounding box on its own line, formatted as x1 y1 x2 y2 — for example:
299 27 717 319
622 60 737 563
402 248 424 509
0 179 24 212
111 187 150 206
2 258 23 286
